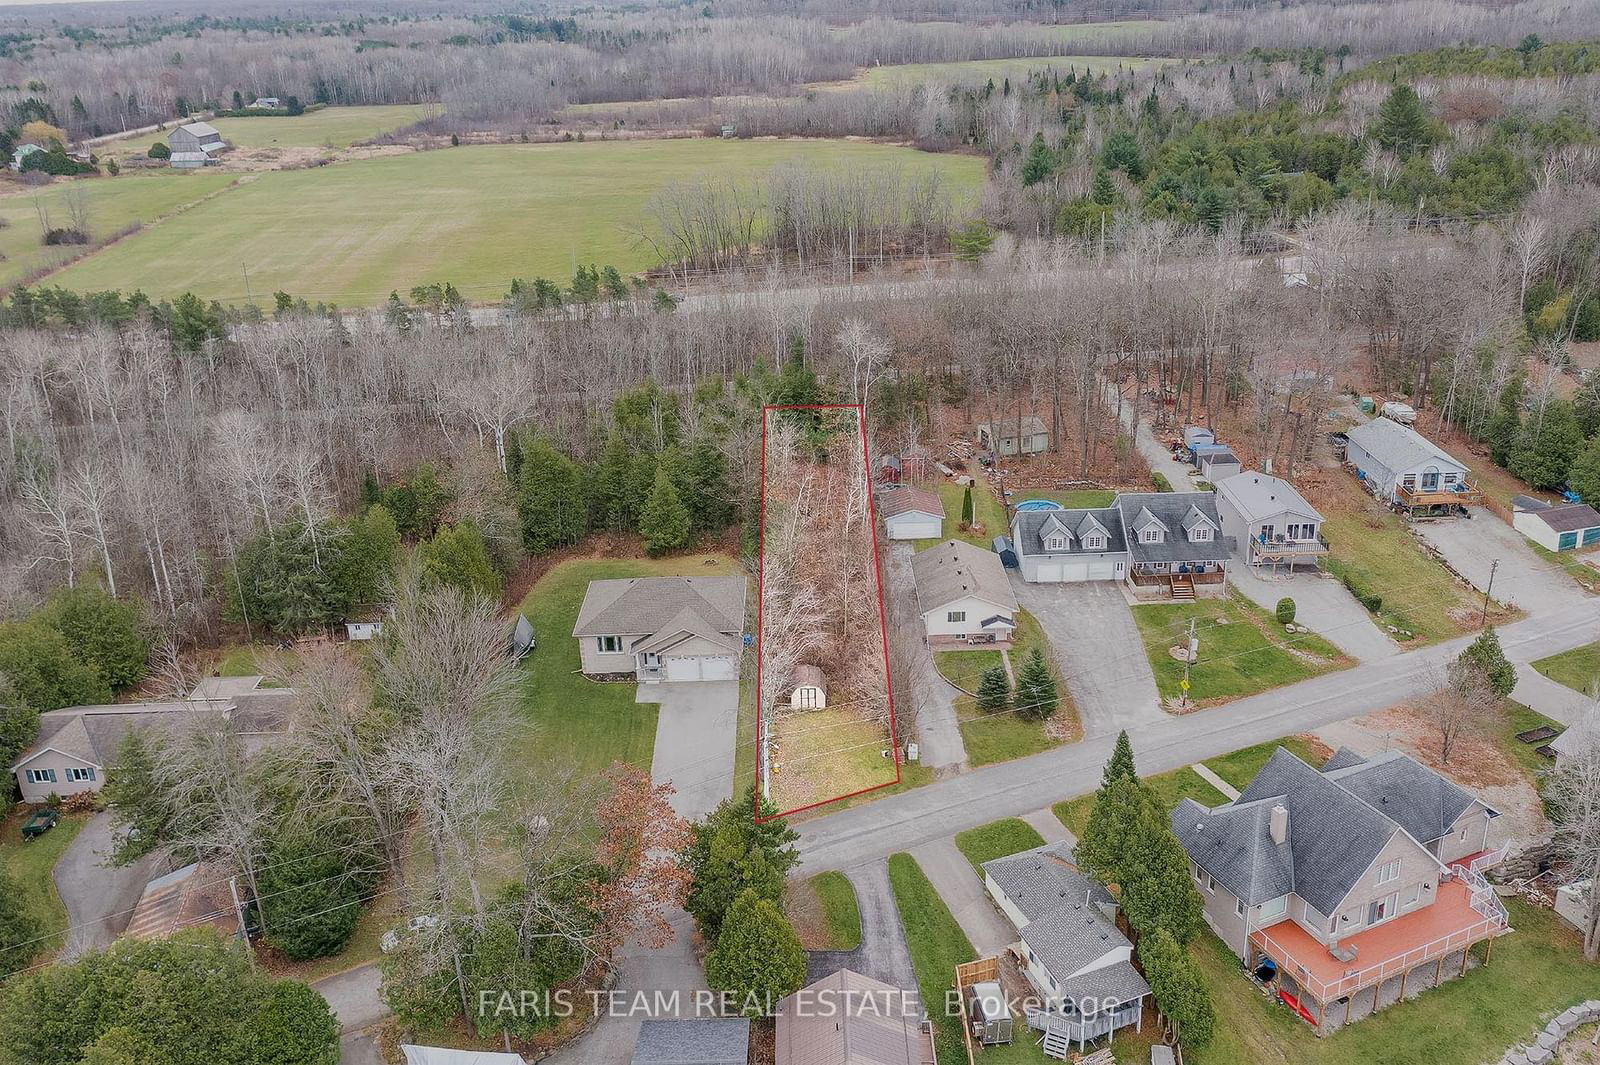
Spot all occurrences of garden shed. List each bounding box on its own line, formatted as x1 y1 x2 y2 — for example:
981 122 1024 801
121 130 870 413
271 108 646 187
789 665 827 709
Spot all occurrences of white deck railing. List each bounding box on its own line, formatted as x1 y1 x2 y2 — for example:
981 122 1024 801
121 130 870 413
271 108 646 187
1253 911 1506 1003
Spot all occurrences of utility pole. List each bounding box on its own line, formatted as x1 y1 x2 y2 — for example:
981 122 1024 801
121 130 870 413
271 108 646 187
1480 558 1499 627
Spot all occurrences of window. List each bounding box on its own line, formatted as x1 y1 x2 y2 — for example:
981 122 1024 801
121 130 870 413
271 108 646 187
1403 884 1420 907
1190 860 1201 882
598 636 622 653
1235 897 1245 918
1460 824 1469 840
27 768 57 784
1085 536 1104 550
1259 895 1288 920
66 767 96 783
1206 874 1216 895
1368 892 1399 925
947 610 966 624
1141 528 1162 543
1376 859 1401 885
1190 526 1212 542
1047 537 1065 551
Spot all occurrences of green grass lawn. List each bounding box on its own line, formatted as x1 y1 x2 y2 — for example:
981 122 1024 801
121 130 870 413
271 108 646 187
935 611 1081 766
1529 541 1600 594
102 104 440 159
953 818 1046 872
1052 734 1329 836
809 870 862 950
913 479 1010 550
1320 479 1498 643
52 139 984 306
1500 700 1566 788
1132 591 1348 707
510 554 741 788
1011 489 1117 508
0 171 236 289
0 810 87 964
1188 900 1600 1065
1532 641 1600 696
886 853 976 1064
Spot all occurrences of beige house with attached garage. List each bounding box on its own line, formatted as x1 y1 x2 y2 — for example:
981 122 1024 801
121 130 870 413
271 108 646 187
573 576 746 683
1172 747 1508 1032
10 681 292 804
977 416 1050 456
911 539 1018 647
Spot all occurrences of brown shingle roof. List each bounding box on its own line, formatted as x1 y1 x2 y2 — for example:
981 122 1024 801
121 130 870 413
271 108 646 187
877 487 945 520
775 969 932 1065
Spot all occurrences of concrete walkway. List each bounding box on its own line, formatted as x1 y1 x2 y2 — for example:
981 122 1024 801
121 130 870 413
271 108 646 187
54 812 163 960
1190 762 1240 800
905 838 1014 956
1020 807 1074 846
885 544 968 770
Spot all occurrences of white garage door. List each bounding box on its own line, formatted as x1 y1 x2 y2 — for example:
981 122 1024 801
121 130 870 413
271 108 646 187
1087 561 1118 580
1061 563 1090 582
666 656 738 682
1035 563 1063 581
889 518 941 540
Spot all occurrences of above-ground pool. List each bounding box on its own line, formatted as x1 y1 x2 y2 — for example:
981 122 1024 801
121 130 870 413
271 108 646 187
1014 499 1064 511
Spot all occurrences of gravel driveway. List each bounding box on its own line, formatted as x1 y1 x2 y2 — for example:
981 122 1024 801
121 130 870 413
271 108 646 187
1414 509 1590 614
54 811 163 960
884 544 967 771
1008 576 1163 735
645 680 739 820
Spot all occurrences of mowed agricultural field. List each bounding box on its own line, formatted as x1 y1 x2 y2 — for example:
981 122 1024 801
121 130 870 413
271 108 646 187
0 172 236 289
847 53 1175 89
99 104 440 160
50 138 985 306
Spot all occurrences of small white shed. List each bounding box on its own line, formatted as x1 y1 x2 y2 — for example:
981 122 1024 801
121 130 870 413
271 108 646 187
1511 497 1600 552
346 619 384 641
790 665 827 709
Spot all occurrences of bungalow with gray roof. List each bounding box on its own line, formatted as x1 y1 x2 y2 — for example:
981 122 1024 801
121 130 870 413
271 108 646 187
1215 470 1328 571
1011 492 1231 599
572 576 746 683
1345 417 1480 512
910 539 1018 647
1172 746 1507 1031
981 841 1148 1053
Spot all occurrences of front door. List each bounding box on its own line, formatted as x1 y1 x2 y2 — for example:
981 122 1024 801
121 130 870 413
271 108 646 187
1367 892 1399 925
1421 467 1440 492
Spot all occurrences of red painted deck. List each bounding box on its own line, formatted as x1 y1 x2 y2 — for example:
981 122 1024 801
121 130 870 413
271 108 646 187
1251 879 1504 1004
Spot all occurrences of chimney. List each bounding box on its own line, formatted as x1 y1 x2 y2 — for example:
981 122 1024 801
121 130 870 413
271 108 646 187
1270 804 1289 845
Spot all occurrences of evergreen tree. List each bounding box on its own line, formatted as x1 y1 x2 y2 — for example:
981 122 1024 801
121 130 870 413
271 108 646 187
1372 85 1436 158
37 585 149 692
258 829 369 961
338 504 400 607
0 620 109 710
1568 435 1600 504
1138 928 1217 1048
639 466 691 557
1486 383 1523 468
0 678 40 806
1457 627 1516 698
960 484 975 526
104 730 175 864
677 438 734 531
976 665 1011 713
1103 729 1138 789
1091 168 1117 206
594 432 634 530
516 436 588 552
1014 646 1058 721
1510 401 1584 490
683 788 800 939
0 863 36 976
417 520 501 599
1118 803 1205 946
1020 132 1055 186
1077 773 1151 888
704 890 808 1015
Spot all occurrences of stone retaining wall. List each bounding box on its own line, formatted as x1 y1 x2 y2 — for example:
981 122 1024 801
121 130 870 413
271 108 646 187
1497 1000 1600 1065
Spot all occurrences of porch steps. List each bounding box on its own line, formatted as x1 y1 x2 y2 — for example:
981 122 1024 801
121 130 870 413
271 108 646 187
1170 575 1196 600
1039 1025 1071 1059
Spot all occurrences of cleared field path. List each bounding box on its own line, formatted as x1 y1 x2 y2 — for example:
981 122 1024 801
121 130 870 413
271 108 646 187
50 138 984 306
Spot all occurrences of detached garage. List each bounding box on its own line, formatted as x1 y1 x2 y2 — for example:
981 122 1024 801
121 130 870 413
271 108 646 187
1512 497 1600 553
878 486 946 540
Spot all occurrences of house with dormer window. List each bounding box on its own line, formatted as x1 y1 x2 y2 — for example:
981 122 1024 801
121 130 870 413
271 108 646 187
1011 492 1232 599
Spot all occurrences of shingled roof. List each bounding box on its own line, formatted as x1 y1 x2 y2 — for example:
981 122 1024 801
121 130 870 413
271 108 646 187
911 540 1017 615
13 702 230 771
572 576 745 638
876 486 945 520
1114 492 1232 565
1321 748 1491 845
632 1018 750 1065
1346 417 1466 476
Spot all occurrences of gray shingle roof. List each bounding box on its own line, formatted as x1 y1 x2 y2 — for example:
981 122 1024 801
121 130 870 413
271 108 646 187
1216 472 1323 525
983 841 1113 923
572 577 745 638
1530 502 1600 533
1017 903 1133 998
1346 417 1466 476
632 1018 750 1065
1012 508 1125 558
1114 493 1232 565
1174 746 1490 916
1056 960 1150 1009
979 416 1046 439
17 703 229 770
1322 749 1489 844
912 540 1018 615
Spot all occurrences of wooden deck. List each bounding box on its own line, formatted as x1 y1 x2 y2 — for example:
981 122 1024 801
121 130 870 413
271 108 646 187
1396 482 1483 508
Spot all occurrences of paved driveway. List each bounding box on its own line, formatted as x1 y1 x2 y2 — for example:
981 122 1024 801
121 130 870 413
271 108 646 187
884 544 967 771
841 860 917 990
1414 509 1590 615
54 812 164 960
1229 562 1397 662
907 838 1014 956
1008 576 1163 735
644 680 739 820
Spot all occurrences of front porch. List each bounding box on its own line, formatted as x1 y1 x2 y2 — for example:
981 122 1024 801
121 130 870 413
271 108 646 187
1248 534 1330 570
1129 565 1228 601
927 632 1014 651
1248 876 1507 1031
1396 480 1483 510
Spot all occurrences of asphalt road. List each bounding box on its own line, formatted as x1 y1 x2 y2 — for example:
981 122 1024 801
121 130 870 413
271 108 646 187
793 597 1598 874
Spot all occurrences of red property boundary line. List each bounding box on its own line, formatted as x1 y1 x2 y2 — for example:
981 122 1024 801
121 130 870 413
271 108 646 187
754 403 900 824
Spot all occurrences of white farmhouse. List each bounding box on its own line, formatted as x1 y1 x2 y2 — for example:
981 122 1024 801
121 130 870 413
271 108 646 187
910 539 1018 647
